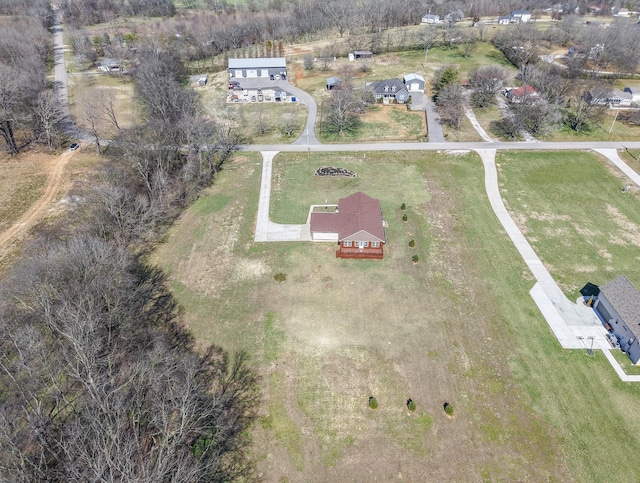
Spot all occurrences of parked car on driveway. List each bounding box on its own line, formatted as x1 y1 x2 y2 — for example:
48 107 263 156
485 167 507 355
229 80 240 89
69 142 79 151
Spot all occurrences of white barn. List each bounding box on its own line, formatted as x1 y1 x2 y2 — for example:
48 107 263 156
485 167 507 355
227 58 287 79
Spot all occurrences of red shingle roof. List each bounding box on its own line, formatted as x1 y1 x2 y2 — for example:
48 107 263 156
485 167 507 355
310 192 385 242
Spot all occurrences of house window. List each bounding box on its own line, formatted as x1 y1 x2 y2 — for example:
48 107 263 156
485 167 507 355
343 240 352 247
371 241 380 248
363 241 369 248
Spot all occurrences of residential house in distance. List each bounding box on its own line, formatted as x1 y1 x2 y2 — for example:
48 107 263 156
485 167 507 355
498 15 511 25
510 10 532 23
326 77 341 90
403 73 425 92
594 275 640 364
227 58 286 79
505 84 541 103
310 192 386 259
585 89 633 107
421 13 442 24
624 87 640 105
365 78 409 104
98 58 120 72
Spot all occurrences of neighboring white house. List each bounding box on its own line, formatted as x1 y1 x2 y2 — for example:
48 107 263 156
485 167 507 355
615 7 631 17
594 275 640 364
421 14 442 24
498 15 511 25
510 10 532 23
227 58 287 79
403 73 425 92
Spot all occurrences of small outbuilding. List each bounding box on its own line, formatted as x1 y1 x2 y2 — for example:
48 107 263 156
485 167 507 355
326 77 342 90
505 85 541 103
403 73 425 92
353 50 373 60
497 15 511 25
227 57 286 79
189 74 208 87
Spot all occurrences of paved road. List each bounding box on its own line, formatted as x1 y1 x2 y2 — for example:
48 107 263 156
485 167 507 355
241 140 640 152
52 7 73 134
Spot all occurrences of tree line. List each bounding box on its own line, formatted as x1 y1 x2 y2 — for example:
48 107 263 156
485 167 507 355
0 37 256 483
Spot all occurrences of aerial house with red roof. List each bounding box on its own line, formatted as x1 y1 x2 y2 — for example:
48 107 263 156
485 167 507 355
310 192 386 259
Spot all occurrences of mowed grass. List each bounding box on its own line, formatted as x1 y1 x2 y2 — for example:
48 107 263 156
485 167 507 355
496 150 640 298
153 148 640 481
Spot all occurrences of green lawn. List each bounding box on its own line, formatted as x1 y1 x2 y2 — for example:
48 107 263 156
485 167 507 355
496 150 640 298
153 149 640 481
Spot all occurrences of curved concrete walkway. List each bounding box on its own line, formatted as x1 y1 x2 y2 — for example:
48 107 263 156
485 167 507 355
476 148 640 381
595 148 640 187
465 106 496 142
254 151 310 242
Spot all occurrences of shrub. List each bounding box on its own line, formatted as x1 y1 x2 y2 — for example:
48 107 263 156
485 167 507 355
412 255 419 263
402 213 408 222
407 399 416 411
408 239 415 248
444 402 454 416
368 396 378 409
273 273 287 283
400 203 406 210
303 54 314 70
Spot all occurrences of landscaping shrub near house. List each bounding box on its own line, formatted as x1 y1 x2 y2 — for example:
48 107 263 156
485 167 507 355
368 396 378 409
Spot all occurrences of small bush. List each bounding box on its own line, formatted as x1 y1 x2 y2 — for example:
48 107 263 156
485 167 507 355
303 54 314 70
273 273 287 283
400 203 406 210
402 214 408 222
368 396 378 409
407 399 416 411
412 255 419 263
408 239 415 248
444 402 454 416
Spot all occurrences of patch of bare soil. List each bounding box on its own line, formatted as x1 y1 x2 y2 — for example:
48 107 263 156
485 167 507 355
0 148 76 263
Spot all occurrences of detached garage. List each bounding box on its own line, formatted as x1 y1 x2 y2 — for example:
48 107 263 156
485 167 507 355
403 73 425 92
227 58 287 79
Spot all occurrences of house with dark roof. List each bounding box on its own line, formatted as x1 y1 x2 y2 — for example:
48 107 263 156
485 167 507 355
365 78 409 104
510 10 531 22
310 192 386 259
594 275 640 363
227 58 286 79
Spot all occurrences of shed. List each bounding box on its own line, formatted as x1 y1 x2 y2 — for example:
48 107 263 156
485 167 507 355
189 74 208 87
354 50 373 60
227 57 286 79
403 73 425 92
326 77 342 90
498 16 511 25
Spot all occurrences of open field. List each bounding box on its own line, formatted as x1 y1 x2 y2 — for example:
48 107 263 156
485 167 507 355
68 73 137 135
153 149 640 482
496 150 640 299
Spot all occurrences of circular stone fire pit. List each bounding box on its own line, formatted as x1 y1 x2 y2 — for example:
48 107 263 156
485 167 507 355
314 166 356 177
